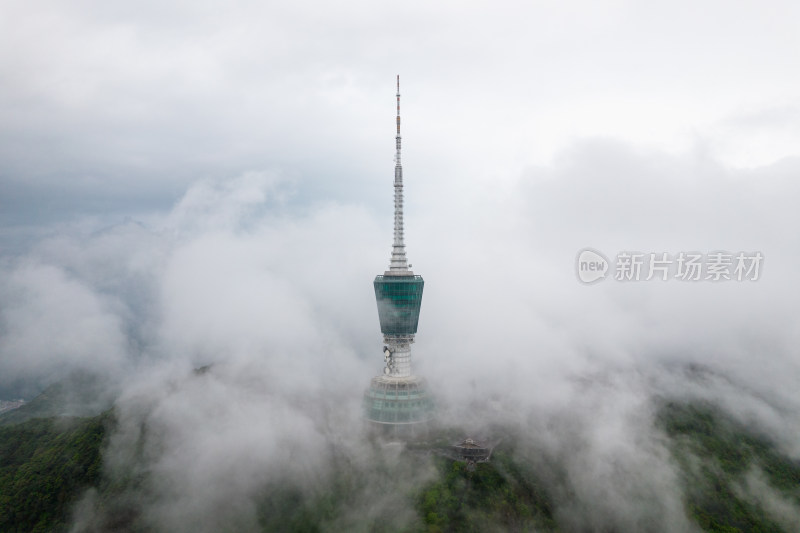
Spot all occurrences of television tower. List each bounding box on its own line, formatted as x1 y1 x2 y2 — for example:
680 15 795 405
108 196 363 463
363 76 434 434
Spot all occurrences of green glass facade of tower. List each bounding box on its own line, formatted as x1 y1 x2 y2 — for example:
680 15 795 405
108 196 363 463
373 275 424 336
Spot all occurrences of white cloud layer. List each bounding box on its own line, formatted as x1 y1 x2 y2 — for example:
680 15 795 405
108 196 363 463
2 140 799 529
1 1 799 529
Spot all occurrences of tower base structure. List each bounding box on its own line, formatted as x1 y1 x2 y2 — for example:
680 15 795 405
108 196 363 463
363 374 434 438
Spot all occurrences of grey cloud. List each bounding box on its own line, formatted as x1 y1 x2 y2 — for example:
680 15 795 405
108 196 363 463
2 1 800 528
2 136 798 529
4 2 800 227
0 260 129 392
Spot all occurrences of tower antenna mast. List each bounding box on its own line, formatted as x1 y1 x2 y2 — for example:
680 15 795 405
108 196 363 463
388 74 409 273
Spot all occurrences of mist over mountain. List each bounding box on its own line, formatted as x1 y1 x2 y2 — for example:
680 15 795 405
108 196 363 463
1 144 799 531
3 1 800 530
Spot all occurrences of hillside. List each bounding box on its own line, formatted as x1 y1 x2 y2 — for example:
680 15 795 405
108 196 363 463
0 414 110 532
1 394 799 532
0 373 112 428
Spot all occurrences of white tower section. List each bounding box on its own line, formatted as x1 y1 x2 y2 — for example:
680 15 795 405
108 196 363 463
364 76 433 433
387 75 413 276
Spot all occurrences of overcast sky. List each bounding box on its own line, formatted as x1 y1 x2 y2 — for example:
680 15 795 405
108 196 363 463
2 0 800 228
2 2 800 529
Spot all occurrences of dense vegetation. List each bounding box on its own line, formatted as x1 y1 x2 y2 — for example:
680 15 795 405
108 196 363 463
1 395 799 532
0 413 110 532
416 451 556 532
658 402 800 533
251 440 557 533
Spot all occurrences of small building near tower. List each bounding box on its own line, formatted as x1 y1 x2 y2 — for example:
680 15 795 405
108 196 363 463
452 438 491 463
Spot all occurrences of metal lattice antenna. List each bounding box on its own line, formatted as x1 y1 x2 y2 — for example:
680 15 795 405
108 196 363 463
388 75 411 274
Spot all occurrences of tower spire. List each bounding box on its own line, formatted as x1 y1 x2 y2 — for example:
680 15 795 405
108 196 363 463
388 74 411 274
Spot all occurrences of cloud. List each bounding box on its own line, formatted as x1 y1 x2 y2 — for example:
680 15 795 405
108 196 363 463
0 136 792 529
2 2 800 525
3 1 800 227
0 260 129 394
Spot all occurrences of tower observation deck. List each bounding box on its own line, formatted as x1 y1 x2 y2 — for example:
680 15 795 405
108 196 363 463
363 76 434 434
